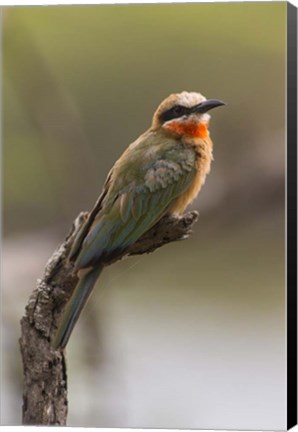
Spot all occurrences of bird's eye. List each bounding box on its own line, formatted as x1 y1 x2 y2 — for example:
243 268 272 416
172 106 184 116
159 105 188 123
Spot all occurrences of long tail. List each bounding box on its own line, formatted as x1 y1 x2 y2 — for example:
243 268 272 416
52 265 103 350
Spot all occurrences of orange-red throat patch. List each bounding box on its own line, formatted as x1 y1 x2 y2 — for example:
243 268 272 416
165 119 209 139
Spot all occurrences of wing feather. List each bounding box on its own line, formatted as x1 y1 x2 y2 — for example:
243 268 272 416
74 142 197 269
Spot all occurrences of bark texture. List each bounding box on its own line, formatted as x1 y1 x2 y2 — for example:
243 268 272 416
19 210 199 425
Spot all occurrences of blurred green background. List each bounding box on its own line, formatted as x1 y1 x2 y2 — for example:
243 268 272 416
2 2 286 429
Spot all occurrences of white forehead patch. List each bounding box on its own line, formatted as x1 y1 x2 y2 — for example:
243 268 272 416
176 91 206 108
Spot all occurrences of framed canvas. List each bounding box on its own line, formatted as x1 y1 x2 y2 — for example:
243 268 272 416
2 1 297 430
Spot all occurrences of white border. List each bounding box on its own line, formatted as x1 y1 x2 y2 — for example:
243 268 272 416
0 0 297 7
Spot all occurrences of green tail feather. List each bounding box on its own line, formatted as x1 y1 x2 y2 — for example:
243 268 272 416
52 265 103 350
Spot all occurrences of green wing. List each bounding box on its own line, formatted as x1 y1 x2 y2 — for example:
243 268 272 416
74 138 197 269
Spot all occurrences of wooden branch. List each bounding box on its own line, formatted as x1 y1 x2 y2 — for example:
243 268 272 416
19 210 199 425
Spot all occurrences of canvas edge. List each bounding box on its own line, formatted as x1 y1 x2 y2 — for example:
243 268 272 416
287 1 298 430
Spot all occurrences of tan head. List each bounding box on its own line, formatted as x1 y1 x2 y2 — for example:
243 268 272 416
152 91 225 140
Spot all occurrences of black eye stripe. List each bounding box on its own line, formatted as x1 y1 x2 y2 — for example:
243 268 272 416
159 105 190 123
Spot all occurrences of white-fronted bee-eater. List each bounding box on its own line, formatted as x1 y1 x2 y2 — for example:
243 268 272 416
53 91 225 350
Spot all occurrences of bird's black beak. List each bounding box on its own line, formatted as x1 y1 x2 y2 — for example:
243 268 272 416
192 99 226 114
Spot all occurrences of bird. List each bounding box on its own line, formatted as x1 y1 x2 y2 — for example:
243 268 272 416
52 91 225 350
